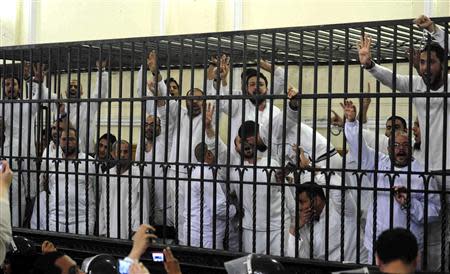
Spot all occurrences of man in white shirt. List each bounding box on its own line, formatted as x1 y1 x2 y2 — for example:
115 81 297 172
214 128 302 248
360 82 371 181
0 160 13 264
46 128 96 234
229 120 286 255
412 116 424 165
99 140 149 239
287 177 357 263
343 99 441 264
59 60 108 154
359 28 450 270
183 104 236 248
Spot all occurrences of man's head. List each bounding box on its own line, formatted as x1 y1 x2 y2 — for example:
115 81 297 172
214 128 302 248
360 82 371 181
65 79 83 99
3 75 20 99
245 70 268 106
194 142 215 164
238 121 263 159
186 88 205 117
51 115 72 145
33 251 85 274
97 133 117 160
111 140 131 172
165 78 180 97
59 128 78 157
375 228 418 274
145 115 161 141
296 182 326 222
385 115 407 137
420 42 445 88
388 131 412 168
412 117 421 150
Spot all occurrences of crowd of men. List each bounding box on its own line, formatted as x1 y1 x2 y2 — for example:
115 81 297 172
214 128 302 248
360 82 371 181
0 14 449 271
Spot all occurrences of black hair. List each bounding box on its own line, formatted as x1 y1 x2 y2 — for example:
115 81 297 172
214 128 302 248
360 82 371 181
375 228 418 265
245 69 268 89
2 74 20 83
165 77 179 89
421 41 446 64
33 251 66 274
99 133 117 145
238 120 259 139
194 142 209 163
386 115 407 130
296 181 326 201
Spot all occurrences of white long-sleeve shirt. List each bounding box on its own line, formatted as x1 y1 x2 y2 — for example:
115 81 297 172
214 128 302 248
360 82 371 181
0 197 11 265
47 152 96 234
182 132 236 248
367 63 450 173
287 173 358 262
229 157 283 231
99 166 149 239
345 120 441 253
62 71 108 154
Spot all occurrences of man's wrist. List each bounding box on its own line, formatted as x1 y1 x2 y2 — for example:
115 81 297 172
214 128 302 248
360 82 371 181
362 60 375 70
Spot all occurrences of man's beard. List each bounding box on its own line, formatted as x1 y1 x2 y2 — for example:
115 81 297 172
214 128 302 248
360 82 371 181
187 104 201 117
413 142 421 151
116 159 131 172
145 129 160 141
61 145 77 156
249 95 265 106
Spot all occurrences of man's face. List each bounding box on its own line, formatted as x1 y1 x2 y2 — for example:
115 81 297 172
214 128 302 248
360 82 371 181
113 143 131 171
60 130 78 156
412 118 421 145
97 138 110 160
145 115 161 140
169 81 180 97
4 78 20 99
241 136 257 159
54 255 85 274
186 89 204 117
389 134 411 167
247 76 267 106
385 118 406 137
66 80 82 98
51 120 68 144
419 51 442 87
298 192 322 222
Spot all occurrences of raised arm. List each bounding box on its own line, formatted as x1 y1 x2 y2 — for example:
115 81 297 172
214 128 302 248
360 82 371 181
358 35 415 93
343 100 377 172
259 58 287 95
415 15 450 50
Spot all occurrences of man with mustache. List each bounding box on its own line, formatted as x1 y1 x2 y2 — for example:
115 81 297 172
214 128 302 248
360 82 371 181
99 140 149 239
58 60 108 154
343 99 440 265
46 128 96 234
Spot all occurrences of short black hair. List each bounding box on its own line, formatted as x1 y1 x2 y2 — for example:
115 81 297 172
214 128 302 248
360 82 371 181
99 133 117 145
165 77 179 89
33 251 66 274
194 142 209 163
238 120 259 139
2 74 20 83
375 228 418 265
386 115 407 130
421 41 446 64
240 68 257 80
296 181 326 201
245 69 268 88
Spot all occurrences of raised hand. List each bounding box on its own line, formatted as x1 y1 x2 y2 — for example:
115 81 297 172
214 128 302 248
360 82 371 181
414 15 435 32
357 35 372 67
259 58 273 72
219 54 230 81
207 56 218 81
405 47 421 74
32 63 47 83
147 50 158 74
205 103 215 129
330 110 344 127
340 100 357 122
96 59 107 71
163 247 182 274
41 240 57 254
128 224 157 261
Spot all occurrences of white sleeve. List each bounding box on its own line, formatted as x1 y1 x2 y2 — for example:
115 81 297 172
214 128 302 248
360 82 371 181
344 120 377 176
273 66 286 95
425 25 450 50
0 198 11 264
367 64 418 94
98 177 107 236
